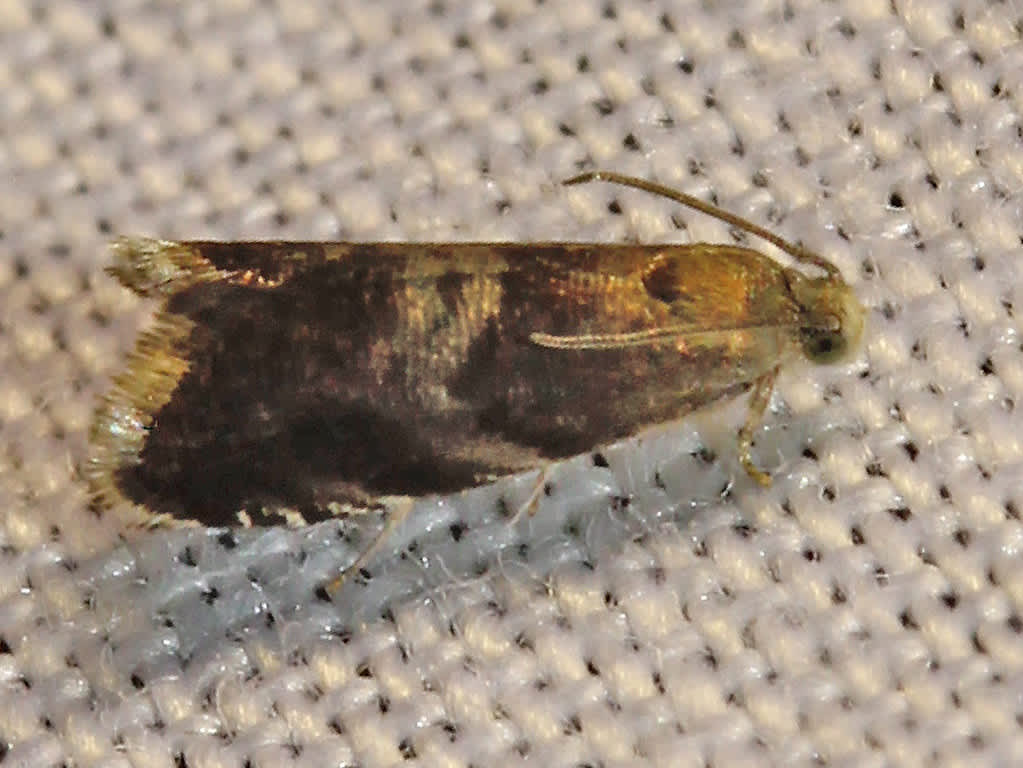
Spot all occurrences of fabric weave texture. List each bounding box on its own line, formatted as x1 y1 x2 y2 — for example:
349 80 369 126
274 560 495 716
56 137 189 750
1 1 1022 766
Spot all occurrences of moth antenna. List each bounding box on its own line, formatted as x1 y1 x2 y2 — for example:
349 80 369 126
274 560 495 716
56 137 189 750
530 323 792 350
530 326 696 350
563 171 840 278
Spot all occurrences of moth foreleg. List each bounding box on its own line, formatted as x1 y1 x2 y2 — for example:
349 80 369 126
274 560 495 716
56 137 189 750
737 367 779 487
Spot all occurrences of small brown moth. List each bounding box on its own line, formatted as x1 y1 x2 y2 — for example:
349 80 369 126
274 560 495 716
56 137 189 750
87 172 864 583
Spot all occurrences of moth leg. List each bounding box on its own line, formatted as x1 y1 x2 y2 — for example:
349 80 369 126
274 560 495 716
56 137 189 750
510 464 553 524
737 366 780 487
326 496 415 594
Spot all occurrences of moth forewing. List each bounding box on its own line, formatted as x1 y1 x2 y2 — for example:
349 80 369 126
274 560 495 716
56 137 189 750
87 172 865 586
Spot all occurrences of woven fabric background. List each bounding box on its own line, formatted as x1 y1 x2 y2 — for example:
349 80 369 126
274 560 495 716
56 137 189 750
3 0 1023 766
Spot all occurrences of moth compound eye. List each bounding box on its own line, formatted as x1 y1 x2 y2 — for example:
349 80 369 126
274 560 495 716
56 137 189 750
802 325 847 364
791 274 863 367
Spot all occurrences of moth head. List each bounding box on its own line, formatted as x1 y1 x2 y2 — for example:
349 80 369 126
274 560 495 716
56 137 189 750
793 275 865 365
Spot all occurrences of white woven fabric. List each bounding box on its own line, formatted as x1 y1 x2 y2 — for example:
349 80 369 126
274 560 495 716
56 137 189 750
2 0 1023 765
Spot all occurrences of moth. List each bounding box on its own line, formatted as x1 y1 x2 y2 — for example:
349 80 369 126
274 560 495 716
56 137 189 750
87 172 865 582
